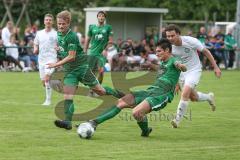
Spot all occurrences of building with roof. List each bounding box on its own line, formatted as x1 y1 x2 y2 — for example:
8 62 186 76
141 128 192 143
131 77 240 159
84 7 168 41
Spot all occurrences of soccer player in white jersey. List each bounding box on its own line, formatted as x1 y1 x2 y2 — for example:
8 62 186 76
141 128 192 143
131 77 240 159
165 24 221 128
34 14 57 106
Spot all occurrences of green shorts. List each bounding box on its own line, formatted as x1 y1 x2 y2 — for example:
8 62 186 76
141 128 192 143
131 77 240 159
132 90 174 111
64 66 99 87
88 54 106 71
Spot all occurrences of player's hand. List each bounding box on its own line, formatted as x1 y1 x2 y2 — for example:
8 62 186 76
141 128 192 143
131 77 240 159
174 84 181 95
102 50 108 57
47 63 57 69
54 45 60 52
214 67 221 78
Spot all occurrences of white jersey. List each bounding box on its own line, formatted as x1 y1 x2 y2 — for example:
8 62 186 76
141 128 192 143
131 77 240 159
1 27 11 46
172 36 204 71
34 29 57 64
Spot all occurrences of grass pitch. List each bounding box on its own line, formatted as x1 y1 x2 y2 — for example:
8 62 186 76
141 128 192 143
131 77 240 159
0 71 240 160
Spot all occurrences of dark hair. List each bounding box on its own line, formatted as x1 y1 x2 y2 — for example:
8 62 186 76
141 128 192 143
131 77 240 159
97 11 107 17
157 38 172 52
165 24 181 34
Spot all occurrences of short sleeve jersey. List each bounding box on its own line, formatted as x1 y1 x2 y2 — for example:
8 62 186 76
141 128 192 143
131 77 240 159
88 24 113 55
34 29 57 64
57 29 87 72
172 36 204 71
149 57 181 92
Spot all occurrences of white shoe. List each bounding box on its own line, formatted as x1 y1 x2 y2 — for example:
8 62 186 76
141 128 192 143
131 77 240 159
42 100 51 106
171 119 179 128
208 92 216 111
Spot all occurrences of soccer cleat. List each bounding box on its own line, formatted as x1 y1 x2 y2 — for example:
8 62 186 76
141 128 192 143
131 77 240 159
171 119 179 128
42 100 51 106
88 120 98 130
141 127 152 137
54 120 72 130
208 92 216 111
115 90 125 98
75 120 98 130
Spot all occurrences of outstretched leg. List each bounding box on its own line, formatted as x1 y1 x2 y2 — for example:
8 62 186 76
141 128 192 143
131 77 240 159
92 94 135 125
132 100 152 137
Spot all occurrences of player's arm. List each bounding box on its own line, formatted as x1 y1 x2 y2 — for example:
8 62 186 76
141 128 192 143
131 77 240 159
33 33 39 54
202 48 221 78
84 36 91 53
48 51 76 68
33 44 39 54
103 26 114 52
148 63 159 71
84 25 93 53
174 61 187 72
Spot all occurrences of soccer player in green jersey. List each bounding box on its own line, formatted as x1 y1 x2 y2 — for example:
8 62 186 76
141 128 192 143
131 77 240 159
86 39 187 137
48 10 122 130
84 11 113 88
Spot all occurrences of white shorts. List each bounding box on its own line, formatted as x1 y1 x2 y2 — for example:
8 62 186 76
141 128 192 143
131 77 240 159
39 64 55 80
179 69 202 89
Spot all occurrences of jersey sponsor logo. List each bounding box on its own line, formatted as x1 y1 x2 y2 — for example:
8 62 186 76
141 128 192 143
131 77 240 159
49 36 55 42
102 29 106 33
59 46 64 52
158 64 167 76
95 34 104 40
184 48 190 53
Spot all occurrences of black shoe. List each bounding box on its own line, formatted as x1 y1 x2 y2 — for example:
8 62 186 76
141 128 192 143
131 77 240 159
88 120 98 130
115 90 125 98
54 120 72 130
141 127 152 137
75 120 98 130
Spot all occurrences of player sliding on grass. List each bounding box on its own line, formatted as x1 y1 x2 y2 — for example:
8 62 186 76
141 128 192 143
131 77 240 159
86 39 187 137
47 10 123 130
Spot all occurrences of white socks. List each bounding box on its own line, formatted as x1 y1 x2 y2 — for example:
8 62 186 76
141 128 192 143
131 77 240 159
175 100 189 123
45 81 52 102
197 92 210 102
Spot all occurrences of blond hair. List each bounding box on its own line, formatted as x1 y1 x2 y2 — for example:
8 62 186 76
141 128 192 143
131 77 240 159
44 13 54 20
57 10 71 23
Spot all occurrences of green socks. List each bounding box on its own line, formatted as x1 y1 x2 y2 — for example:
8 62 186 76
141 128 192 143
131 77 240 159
94 105 121 124
137 116 149 133
64 99 74 123
103 86 125 98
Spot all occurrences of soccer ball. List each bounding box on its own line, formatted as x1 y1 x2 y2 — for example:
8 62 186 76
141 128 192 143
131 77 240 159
77 122 95 139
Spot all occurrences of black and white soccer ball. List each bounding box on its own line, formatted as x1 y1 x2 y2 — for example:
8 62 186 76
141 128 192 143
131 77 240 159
77 122 95 139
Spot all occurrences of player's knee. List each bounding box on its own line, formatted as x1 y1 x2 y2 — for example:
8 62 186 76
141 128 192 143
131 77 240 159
64 94 73 99
97 89 105 96
132 110 141 120
190 94 198 101
92 88 105 96
116 99 127 109
99 68 104 74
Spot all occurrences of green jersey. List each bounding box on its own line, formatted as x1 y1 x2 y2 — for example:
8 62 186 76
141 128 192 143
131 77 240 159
224 34 237 50
148 57 181 92
57 29 87 72
88 24 113 55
